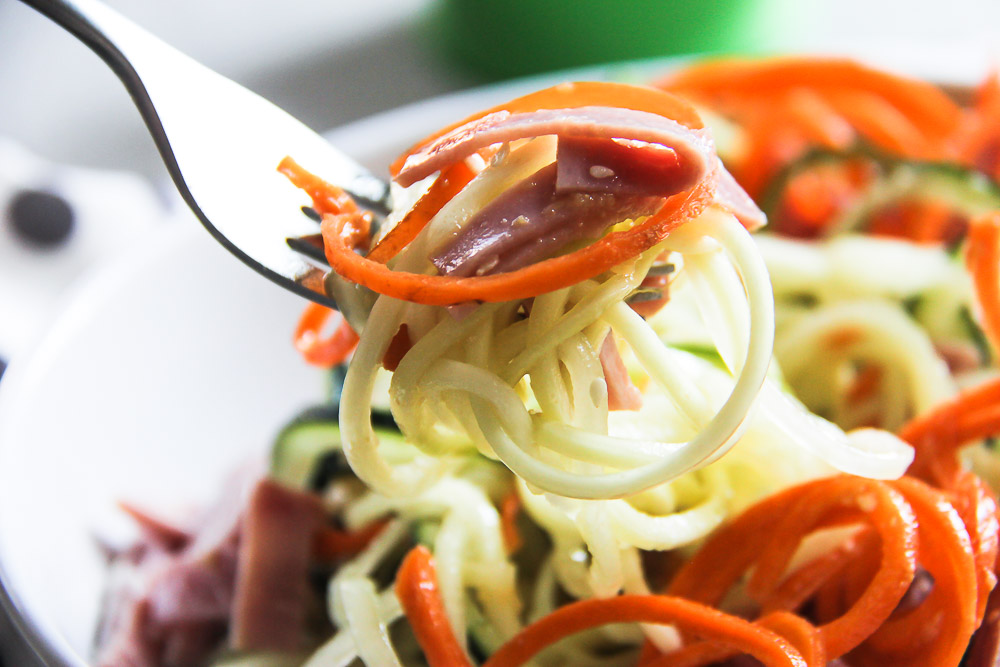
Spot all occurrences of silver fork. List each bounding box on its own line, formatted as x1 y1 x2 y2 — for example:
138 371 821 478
18 0 391 313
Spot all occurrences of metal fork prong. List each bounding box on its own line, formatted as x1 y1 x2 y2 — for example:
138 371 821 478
286 234 330 266
346 178 392 217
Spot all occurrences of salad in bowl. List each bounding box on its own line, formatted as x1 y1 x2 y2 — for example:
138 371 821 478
28 56 1000 667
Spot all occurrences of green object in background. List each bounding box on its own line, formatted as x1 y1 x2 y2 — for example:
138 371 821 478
429 0 786 82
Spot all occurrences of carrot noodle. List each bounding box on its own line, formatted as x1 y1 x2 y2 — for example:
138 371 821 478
758 612 827 667
664 476 918 660
499 490 523 554
318 177 714 306
759 531 869 614
278 156 361 216
640 613 823 667
819 88 943 159
313 520 386 561
367 161 476 264
951 472 1000 623
901 377 1000 486
852 478 978 667
966 212 1000 355
958 72 1000 180
482 595 806 667
293 302 359 367
658 57 961 142
396 546 473 667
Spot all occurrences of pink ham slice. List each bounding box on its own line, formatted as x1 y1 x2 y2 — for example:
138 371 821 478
96 520 239 667
395 106 713 189
713 158 767 230
230 478 324 652
97 467 258 667
431 162 661 277
557 137 765 230
556 135 693 196
98 475 325 666
600 332 643 411
419 108 763 279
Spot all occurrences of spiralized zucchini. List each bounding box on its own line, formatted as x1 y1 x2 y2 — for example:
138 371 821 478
243 68 1000 667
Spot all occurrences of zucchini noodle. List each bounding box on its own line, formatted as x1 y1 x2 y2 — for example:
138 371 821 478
342 207 779 500
776 300 955 431
302 585 403 667
758 232 977 433
342 468 522 645
338 578 401 666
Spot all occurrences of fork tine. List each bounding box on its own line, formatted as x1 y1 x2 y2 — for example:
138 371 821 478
286 233 329 266
295 266 331 299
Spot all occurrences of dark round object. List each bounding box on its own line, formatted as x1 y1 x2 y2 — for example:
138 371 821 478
6 189 75 247
0 357 6 381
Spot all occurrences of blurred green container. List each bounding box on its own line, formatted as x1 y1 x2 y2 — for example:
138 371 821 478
430 0 785 82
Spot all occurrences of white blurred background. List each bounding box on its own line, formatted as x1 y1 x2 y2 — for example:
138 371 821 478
3 0 1000 178
0 0 999 662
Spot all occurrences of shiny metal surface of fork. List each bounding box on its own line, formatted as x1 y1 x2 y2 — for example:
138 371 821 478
19 0 392 308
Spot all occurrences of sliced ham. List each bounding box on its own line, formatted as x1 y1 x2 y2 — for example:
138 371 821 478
96 538 236 667
230 478 324 652
410 105 764 280
600 332 643 411
395 106 713 189
144 539 239 626
96 465 259 667
432 162 661 277
94 598 158 667
936 339 983 375
556 135 691 197
712 158 767 231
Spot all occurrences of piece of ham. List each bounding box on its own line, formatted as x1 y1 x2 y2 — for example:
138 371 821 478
96 529 238 667
395 106 713 189
713 158 767 231
97 472 326 666
422 108 763 279
96 466 258 667
432 162 661 277
230 478 324 652
556 135 693 197
600 332 643 411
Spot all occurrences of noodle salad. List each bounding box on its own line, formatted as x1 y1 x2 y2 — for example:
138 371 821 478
97 58 1000 667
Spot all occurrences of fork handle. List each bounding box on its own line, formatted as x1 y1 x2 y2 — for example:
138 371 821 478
18 0 205 217
19 0 146 86
18 0 392 217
